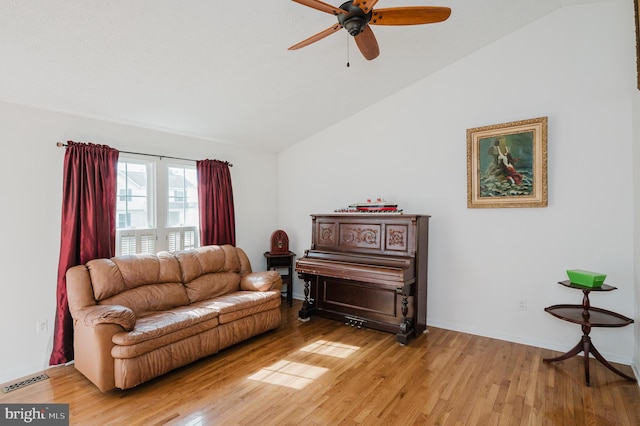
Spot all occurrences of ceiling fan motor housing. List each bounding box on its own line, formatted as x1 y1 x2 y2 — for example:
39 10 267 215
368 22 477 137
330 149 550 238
337 1 373 36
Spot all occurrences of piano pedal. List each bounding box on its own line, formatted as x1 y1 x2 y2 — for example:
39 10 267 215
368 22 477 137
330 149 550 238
345 316 366 329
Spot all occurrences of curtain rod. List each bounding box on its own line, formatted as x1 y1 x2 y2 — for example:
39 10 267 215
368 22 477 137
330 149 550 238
56 142 233 167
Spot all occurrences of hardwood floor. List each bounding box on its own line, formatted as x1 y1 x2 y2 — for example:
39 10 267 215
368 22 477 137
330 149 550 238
2 300 639 425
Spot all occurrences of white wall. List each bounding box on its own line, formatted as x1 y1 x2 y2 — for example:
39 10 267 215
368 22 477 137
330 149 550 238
279 0 637 364
0 103 279 384
633 32 640 377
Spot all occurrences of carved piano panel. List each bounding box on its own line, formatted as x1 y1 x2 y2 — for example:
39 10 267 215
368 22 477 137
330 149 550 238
313 216 416 256
297 214 429 344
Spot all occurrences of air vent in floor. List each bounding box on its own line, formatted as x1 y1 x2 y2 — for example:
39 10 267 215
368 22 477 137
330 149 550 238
1 374 49 393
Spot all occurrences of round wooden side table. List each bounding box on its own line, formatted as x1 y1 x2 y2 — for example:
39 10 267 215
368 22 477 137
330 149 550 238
543 280 635 386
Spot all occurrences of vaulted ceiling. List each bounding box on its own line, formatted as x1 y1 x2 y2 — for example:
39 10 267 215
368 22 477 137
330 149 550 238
0 0 600 152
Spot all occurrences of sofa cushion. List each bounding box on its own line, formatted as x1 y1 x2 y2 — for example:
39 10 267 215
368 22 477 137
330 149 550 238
88 252 189 317
111 317 219 360
113 327 220 389
183 271 241 304
218 309 281 350
99 283 190 318
220 245 241 272
235 247 253 275
113 251 182 288
87 252 182 301
174 245 227 283
240 271 282 292
195 291 281 324
175 245 249 303
112 304 219 348
174 245 242 282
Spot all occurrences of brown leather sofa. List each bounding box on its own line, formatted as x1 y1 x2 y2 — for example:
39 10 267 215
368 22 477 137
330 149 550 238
66 244 282 392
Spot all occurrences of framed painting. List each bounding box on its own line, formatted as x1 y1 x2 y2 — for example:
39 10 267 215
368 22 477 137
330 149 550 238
467 116 548 208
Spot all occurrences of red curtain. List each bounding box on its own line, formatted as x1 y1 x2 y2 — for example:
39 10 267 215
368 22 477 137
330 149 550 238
196 159 236 246
49 141 119 365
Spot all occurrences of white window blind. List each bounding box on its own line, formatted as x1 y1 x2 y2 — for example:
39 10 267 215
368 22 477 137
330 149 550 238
117 229 157 255
167 227 198 252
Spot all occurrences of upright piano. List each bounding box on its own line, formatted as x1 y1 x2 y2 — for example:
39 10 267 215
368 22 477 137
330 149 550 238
295 214 430 344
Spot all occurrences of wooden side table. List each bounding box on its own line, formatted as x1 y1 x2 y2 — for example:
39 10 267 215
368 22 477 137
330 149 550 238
543 280 635 386
264 251 296 307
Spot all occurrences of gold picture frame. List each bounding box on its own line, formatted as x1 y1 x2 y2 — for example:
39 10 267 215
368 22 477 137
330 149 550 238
633 0 640 90
467 117 548 208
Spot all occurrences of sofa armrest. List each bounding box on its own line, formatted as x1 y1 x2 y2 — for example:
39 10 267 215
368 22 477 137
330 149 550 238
240 271 282 292
72 305 135 392
74 305 136 331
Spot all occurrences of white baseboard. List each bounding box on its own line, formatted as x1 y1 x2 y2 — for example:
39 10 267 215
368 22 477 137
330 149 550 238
288 295 637 370
426 319 635 366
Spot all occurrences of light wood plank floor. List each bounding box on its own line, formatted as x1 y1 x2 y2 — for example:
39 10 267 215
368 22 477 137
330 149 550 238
2 300 639 425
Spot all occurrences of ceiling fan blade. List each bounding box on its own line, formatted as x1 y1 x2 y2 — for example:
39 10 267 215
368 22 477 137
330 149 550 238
288 24 342 50
370 6 451 25
292 0 347 15
352 0 380 13
354 25 379 60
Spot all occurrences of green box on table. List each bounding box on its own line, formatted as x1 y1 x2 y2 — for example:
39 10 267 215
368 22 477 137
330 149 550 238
566 269 606 288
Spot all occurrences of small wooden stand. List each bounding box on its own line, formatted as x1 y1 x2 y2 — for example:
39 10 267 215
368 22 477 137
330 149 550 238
264 251 296 307
543 280 635 386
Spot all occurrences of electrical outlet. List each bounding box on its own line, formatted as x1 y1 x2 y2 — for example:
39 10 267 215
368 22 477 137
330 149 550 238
517 300 527 311
36 320 48 335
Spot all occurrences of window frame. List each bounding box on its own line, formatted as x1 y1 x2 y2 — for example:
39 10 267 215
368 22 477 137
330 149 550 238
115 155 199 255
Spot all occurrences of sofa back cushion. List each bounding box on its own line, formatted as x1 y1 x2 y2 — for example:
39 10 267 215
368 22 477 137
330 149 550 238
174 245 244 303
86 252 189 317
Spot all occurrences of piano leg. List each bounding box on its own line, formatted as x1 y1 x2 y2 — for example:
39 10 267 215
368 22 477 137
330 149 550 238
298 273 316 321
396 291 414 345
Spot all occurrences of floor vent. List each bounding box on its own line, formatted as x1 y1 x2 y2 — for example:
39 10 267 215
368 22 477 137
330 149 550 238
1 374 49 393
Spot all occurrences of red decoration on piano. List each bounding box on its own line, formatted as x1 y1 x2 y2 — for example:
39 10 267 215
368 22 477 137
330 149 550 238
334 198 403 213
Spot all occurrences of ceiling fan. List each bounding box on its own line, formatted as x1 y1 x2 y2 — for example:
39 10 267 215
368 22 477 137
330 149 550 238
288 0 451 61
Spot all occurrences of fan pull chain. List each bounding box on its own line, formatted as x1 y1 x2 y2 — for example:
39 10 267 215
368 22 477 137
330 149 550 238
346 34 350 68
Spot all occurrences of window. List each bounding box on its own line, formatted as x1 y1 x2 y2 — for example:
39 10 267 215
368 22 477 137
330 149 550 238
166 165 199 252
115 157 199 255
116 161 152 230
117 213 131 229
118 188 132 202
